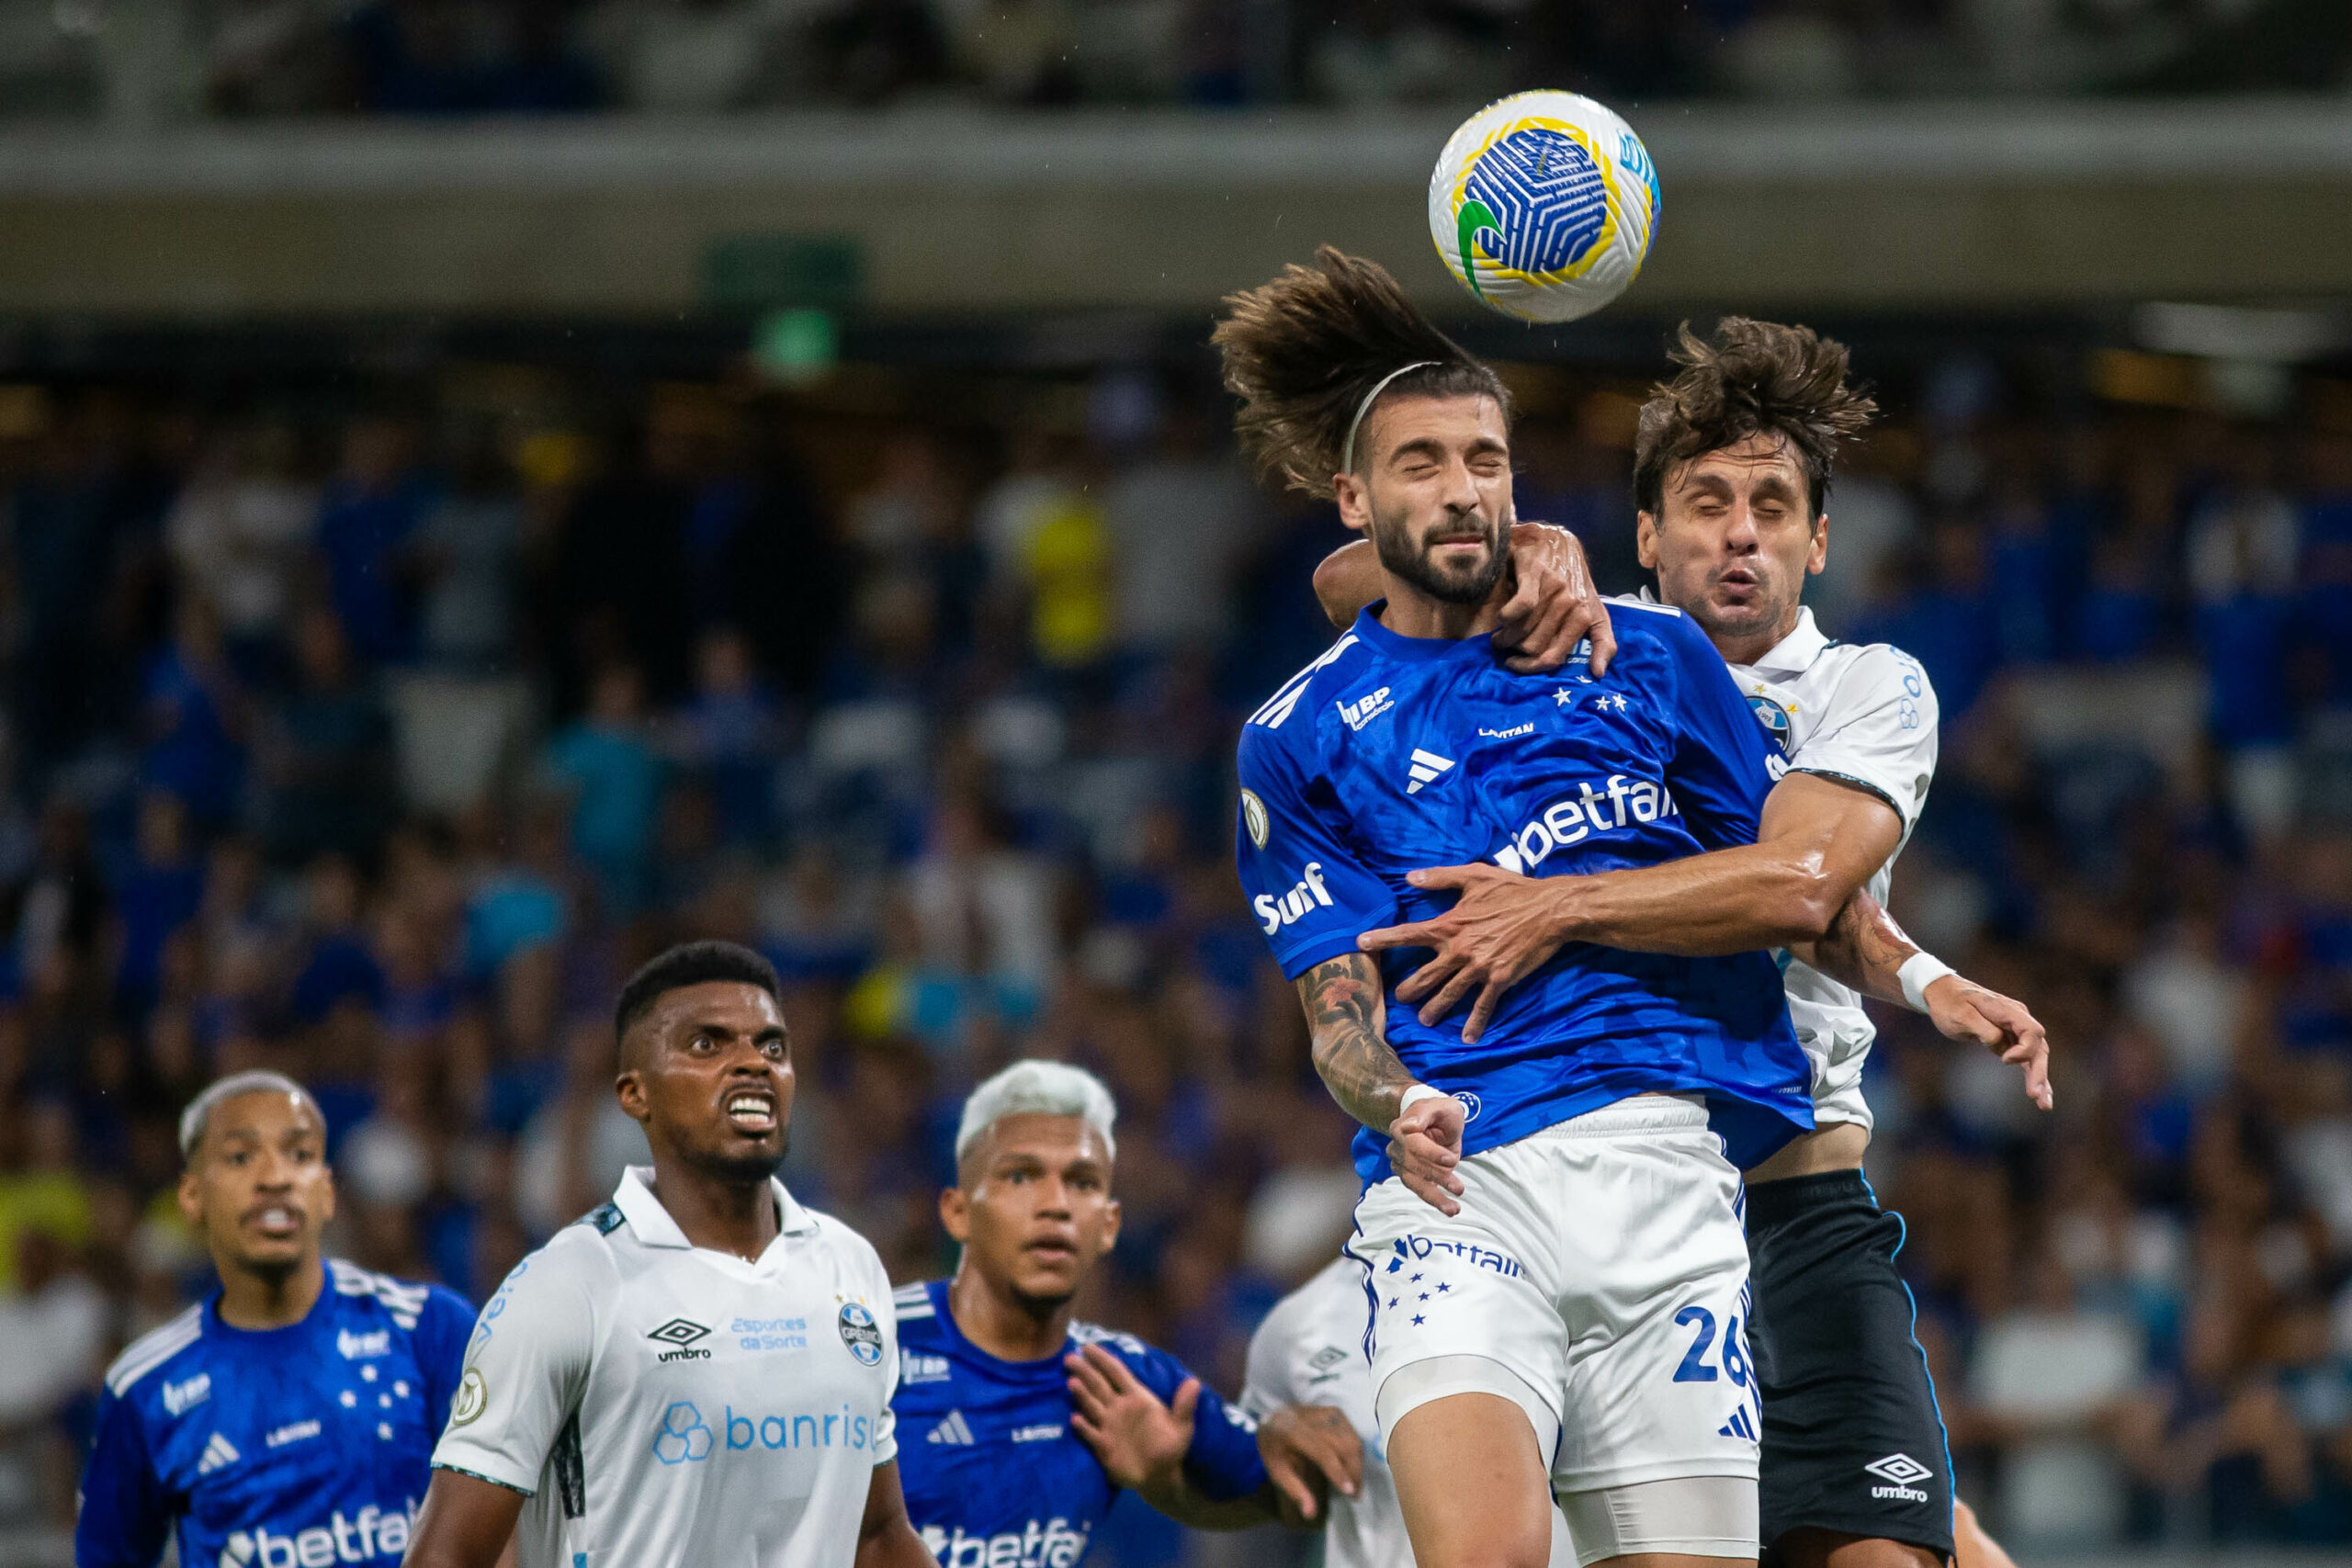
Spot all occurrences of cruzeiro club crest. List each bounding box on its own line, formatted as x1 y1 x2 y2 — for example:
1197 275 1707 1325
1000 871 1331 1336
1747 694 1792 754
838 1301 883 1366
1457 127 1613 298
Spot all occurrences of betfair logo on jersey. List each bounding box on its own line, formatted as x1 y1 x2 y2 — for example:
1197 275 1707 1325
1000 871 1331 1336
216 1500 417 1566
1492 774 1679 873
1253 863 1332 934
647 1318 713 1361
919 1518 1093 1568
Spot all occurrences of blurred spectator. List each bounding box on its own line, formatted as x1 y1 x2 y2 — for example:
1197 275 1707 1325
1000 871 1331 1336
417 432 524 670
258 608 399 864
164 419 316 681
314 414 433 666
541 661 666 917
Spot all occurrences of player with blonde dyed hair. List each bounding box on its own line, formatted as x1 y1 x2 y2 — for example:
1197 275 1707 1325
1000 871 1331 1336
892 1059 1363 1562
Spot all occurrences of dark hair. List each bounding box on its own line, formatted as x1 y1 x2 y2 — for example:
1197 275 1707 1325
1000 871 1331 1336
1632 318 1876 523
615 940 782 1042
1212 246 1512 500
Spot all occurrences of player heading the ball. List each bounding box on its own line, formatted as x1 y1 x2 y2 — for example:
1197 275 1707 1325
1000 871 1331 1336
1218 247 1811 1568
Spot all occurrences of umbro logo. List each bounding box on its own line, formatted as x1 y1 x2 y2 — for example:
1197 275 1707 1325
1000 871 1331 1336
1865 1452 1933 1502
197 1432 240 1474
647 1318 713 1362
927 1409 975 1446
1405 750 1453 795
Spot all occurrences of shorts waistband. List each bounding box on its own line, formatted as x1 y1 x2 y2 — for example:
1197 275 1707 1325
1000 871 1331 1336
1526 1092 1708 1138
1741 1166 1872 1225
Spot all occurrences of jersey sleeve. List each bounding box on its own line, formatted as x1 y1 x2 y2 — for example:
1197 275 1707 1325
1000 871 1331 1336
430 1245 598 1495
858 1244 899 1466
1235 721 1396 979
1238 1310 1298 1420
1791 646 1939 833
413 1284 481 1436
75 1388 172 1568
1656 612 1782 851
1121 1343 1267 1503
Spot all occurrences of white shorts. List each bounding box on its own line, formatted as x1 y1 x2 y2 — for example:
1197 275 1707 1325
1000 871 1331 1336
1350 1093 1762 1498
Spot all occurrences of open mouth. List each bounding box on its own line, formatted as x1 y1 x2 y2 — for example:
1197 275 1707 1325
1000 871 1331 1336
725 1093 778 1134
246 1205 301 1238
1024 1237 1078 1263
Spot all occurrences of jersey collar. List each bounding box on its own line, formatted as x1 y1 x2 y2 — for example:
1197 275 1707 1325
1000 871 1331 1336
1350 602 1498 663
613 1164 816 1252
1743 607 1830 677
1635 588 1828 676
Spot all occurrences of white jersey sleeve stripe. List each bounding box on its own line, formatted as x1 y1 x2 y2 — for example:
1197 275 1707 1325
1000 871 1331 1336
104 1304 203 1394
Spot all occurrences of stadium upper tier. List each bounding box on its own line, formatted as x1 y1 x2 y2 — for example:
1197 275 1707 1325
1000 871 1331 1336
2 100 2350 316
0 0 2343 118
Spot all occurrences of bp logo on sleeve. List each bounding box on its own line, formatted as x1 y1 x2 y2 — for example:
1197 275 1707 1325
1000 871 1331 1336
838 1302 883 1366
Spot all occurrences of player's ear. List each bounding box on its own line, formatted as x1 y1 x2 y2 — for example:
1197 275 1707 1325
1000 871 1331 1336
938 1185 970 1245
1634 510 1661 570
175 1167 203 1230
1096 1196 1121 1257
1807 511 1829 576
1331 472 1373 536
615 1061 650 1126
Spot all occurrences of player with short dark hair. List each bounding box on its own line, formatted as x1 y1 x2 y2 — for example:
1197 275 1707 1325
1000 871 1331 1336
1308 317 2044 1568
76 1071 477 1568
403 940 939 1568
892 1060 1362 1564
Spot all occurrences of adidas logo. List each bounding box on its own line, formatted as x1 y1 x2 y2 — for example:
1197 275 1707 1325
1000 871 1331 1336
198 1432 241 1474
1405 750 1453 795
1716 1405 1757 1441
926 1410 975 1446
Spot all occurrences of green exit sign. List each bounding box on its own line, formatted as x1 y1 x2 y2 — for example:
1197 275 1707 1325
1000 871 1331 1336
699 235 865 310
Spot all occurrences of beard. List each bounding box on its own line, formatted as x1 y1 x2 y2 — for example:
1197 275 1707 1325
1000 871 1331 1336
1370 502 1510 605
679 1129 790 1187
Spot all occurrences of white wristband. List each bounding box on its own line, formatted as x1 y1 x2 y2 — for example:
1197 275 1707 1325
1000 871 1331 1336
1397 1084 1446 1116
1896 953 1956 1013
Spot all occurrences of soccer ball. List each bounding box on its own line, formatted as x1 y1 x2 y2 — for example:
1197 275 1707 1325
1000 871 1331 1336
1428 90 1661 324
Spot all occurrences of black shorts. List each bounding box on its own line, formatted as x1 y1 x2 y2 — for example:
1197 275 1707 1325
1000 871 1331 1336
1747 1168 1954 1564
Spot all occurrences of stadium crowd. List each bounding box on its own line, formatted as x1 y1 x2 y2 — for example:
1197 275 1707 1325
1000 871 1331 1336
0 0 2342 119
0 344 2348 1557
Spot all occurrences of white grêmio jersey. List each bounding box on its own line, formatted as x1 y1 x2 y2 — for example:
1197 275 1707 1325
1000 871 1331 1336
431 1166 899 1568
1717 603 1939 1133
1241 1257 1576 1568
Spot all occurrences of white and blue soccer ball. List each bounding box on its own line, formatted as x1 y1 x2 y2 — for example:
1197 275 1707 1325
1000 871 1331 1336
1428 90 1661 324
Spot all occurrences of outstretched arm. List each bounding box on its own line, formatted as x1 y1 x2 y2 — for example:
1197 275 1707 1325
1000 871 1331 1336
1804 893 2053 1111
1295 953 1468 1214
1313 521 1617 676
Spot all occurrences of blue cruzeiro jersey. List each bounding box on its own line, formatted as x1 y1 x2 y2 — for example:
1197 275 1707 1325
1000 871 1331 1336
77 1259 475 1568
1236 600 1813 1180
891 1280 1267 1568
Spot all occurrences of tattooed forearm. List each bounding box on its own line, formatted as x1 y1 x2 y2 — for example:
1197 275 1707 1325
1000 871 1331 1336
1297 953 1415 1133
1802 887 1919 1005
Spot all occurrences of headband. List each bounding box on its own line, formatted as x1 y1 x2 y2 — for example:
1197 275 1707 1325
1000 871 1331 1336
1340 361 1440 476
